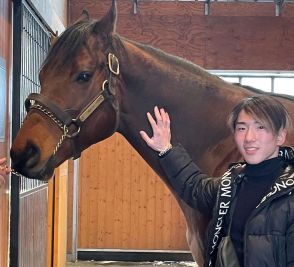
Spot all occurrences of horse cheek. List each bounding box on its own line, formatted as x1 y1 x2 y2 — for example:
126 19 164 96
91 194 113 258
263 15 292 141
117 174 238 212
81 107 117 150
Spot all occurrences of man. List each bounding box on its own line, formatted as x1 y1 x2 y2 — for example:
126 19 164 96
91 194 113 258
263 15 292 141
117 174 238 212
0 157 10 187
140 95 294 266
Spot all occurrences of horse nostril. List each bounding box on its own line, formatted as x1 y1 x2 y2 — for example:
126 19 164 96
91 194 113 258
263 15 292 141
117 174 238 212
24 143 40 168
11 142 41 172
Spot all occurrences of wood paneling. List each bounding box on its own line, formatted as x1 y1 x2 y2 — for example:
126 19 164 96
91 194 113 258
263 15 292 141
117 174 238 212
53 162 68 266
69 0 294 251
66 160 75 254
78 134 187 250
19 187 48 267
0 0 11 266
69 1 206 66
210 2 276 16
204 16 294 70
70 0 294 71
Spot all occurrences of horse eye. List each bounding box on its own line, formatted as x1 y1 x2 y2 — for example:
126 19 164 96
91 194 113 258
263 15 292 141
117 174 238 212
76 72 92 83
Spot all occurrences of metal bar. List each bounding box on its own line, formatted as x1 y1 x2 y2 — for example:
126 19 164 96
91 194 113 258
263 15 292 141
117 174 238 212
205 0 210 15
20 2 50 193
68 159 80 262
133 0 139 14
10 0 23 265
275 0 284 16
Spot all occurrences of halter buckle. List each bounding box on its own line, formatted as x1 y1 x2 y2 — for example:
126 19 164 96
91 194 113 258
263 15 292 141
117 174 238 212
108 53 120 75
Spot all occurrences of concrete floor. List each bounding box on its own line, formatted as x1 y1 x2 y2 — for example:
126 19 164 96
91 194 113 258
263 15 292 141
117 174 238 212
66 261 197 267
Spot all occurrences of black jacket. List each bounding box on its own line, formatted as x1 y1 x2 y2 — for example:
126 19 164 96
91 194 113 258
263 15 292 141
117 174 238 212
159 145 294 267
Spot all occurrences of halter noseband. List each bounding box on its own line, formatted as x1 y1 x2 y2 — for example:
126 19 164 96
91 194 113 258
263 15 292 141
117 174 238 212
25 53 120 160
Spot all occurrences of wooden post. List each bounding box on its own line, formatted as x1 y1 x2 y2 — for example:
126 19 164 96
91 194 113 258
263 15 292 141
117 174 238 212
48 161 68 267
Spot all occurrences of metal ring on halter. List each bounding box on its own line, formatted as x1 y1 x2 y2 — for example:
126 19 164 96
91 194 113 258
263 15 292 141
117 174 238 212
65 121 81 138
102 80 109 91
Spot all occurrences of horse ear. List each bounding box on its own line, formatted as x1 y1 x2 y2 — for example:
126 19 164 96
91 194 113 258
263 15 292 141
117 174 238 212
93 0 117 36
75 10 90 24
81 10 90 21
49 31 59 47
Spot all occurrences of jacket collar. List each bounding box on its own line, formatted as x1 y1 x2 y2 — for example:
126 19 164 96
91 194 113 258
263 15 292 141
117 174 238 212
279 146 294 161
231 146 294 208
256 147 294 207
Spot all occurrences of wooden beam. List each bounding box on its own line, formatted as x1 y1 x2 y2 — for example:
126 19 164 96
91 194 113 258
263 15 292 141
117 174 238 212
47 178 54 267
52 161 68 267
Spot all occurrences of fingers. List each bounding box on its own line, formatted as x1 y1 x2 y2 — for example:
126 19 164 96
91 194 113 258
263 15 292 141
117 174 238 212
0 165 10 174
154 106 170 126
5 166 11 174
0 157 10 175
145 106 170 132
139 130 152 144
0 176 4 187
0 165 5 171
146 106 169 132
0 157 6 165
146 112 158 135
154 106 162 123
159 107 170 129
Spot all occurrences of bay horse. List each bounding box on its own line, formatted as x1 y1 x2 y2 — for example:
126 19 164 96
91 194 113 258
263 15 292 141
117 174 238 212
10 1 294 266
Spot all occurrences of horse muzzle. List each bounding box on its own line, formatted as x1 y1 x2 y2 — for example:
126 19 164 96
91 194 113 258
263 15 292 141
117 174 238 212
10 141 55 181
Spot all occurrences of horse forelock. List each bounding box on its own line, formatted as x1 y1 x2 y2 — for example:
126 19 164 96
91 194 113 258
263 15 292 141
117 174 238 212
42 20 101 72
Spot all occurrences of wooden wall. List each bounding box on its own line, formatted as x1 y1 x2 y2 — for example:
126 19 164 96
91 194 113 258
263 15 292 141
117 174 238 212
70 1 294 70
78 135 187 250
69 0 294 251
0 0 12 265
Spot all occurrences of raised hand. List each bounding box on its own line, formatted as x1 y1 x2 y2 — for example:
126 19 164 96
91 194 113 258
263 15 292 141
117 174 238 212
140 106 172 153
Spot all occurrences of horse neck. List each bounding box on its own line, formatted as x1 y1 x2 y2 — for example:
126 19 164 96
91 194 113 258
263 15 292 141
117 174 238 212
112 36 247 176
113 38 191 135
113 36 242 131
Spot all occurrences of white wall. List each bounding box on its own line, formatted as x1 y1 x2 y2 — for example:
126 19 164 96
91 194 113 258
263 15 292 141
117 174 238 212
28 0 67 33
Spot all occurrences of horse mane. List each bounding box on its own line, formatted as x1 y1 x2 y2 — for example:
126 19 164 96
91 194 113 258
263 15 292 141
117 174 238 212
114 35 224 86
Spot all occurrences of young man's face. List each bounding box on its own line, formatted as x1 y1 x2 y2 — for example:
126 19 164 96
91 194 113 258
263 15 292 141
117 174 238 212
234 110 286 164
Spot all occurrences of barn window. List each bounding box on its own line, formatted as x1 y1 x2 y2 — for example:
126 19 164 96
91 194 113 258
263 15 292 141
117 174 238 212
213 71 294 96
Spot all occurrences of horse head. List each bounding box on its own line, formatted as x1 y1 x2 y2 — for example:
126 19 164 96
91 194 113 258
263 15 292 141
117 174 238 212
10 0 121 180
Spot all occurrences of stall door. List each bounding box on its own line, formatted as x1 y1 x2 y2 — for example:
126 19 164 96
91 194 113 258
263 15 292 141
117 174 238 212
11 1 52 266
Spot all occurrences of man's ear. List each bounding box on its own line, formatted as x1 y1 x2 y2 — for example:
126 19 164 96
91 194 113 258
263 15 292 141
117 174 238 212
277 128 287 146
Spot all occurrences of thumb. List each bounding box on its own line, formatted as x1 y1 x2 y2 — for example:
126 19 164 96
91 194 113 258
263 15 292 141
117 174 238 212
139 131 151 144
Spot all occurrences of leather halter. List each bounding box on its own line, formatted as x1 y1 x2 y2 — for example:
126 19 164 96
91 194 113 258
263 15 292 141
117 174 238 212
25 53 120 160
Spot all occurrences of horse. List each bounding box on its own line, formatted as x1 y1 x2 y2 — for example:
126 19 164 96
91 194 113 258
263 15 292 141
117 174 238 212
10 1 294 266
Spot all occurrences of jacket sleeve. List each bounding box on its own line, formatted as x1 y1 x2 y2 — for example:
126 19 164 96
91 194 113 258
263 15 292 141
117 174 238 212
287 218 294 266
159 144 220 216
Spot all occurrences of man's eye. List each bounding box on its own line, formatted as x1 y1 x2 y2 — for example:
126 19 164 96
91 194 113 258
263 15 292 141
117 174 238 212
76 72 92 83
236 127 245 132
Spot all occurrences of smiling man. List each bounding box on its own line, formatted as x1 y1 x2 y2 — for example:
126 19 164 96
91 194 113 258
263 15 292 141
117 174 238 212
140 95 294 267
230 98 288 165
